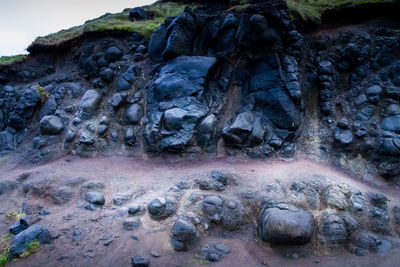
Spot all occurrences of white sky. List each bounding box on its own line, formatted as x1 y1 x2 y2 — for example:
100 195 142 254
0 0 156 56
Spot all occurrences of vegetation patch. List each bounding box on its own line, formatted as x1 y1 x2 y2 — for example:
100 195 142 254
31 2 196 48
32 85 50 104
0 234 14 267
7 211 26 222
286 0 396 23
0 55 26 66
20 240 40 258
187 254 210 265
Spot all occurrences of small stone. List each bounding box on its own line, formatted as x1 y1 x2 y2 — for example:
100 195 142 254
85 251 96 258
127 204 141 215
103 238 113 246
208 253 219 262
84 203 97 211
131 255 150 267
150 250 161 257
123 218 141 231
85 191 105 205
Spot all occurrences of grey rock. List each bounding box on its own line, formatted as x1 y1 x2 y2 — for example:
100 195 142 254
124 104 142 125
77 90 102 120
9 225 51 258
0 180 18 195
85 191 105 205
51 186 74 205
131 255 150 267
39 115 64 135
148 197 177 220
203 195 223 223
324 184 350 210
319 211 348 246
171 219 198 251
123 217 141 231
257 202 314 245
0 131 14 151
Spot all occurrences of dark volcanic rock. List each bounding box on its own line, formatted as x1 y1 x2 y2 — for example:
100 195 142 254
257 202 314 245
148 197 177 220
171 219 198 251
39 115 64 135
131 255 150 267
85 191 105 205
9 225 51 258
129 7 153 22
76 90 102 120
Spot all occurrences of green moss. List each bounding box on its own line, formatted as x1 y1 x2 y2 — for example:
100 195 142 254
287 0 395 23
32 85 50 103
228 3 250 11
20 240 40 258
31 2 195 48
7 211 26 221
0 55 26 66
0 246 10 267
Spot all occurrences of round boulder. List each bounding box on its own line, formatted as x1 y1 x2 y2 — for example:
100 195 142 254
171 219 198 251
85 191 105 205
39 115 64 135
257 202 314 245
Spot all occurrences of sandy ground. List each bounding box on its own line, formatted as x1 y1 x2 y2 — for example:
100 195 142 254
0 154 399 267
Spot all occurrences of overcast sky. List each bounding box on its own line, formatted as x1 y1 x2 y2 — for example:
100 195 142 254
0 0 156 56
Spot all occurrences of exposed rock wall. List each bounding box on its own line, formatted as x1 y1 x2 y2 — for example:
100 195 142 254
0 0 400 183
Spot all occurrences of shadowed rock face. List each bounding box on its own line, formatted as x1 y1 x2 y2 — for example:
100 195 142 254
0 0 400 183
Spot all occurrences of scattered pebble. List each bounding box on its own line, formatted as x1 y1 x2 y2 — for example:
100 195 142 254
150 250 161 257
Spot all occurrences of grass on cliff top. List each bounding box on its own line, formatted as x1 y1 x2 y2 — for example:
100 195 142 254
31 2 194 47
287 0 396 23
0 55 26 66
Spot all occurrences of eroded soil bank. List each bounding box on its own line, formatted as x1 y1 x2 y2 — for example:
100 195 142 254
0 155 399 266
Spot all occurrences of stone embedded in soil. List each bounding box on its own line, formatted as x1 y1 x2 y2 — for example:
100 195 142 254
202 195 223 223
9 225 52 258
199 243 231 262
85 191 105 205
123 217 141 231
39 115 64 135
127 203 141 215
147 196 177 220
257 202 314 245
171 219 199 251
131 255 150 267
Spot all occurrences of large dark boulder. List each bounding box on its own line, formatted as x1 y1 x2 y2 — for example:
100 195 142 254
162 10 197 60
153 56 216 102
257 202 314 245
256 87 299 130
171 219 198 251
9 225 52 258
148 17 174 63
129 7 154 22
235 13 279 49
319 212 348 246
104 46 122 63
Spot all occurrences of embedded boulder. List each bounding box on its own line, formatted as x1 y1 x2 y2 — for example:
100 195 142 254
171 219 199 251
257 202 314 245
9 225 52 258
39 115 64 135
76 90 102 120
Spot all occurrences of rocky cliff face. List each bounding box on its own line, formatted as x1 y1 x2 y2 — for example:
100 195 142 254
0 0 400 183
